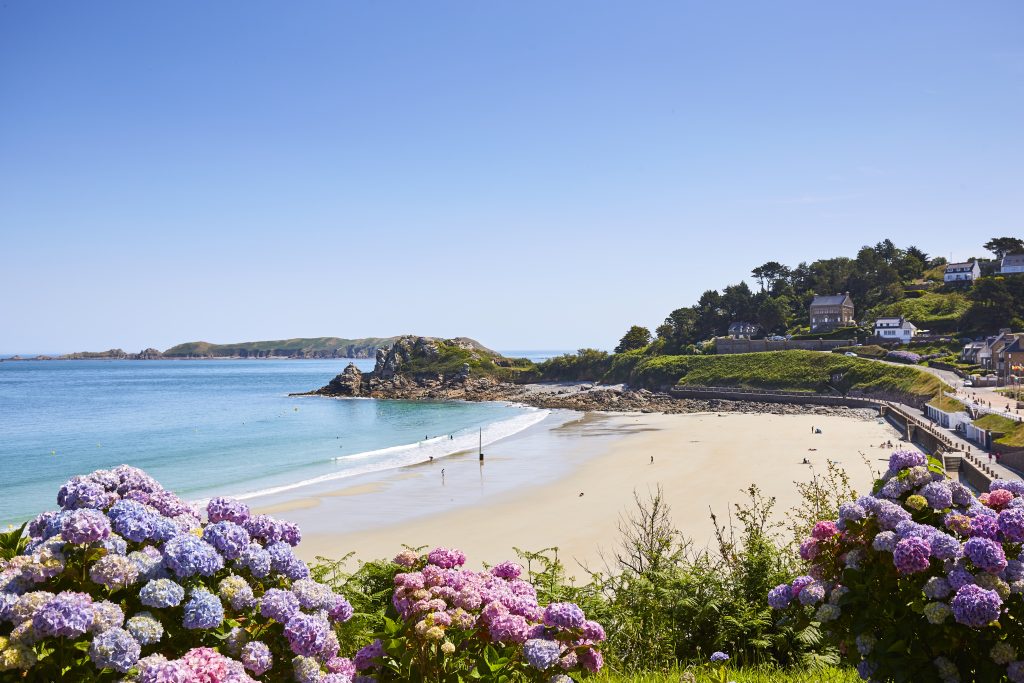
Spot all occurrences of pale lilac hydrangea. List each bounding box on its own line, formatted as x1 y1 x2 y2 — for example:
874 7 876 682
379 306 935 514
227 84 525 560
89 627 141 673
951 584 1002 628
182 589 224 630
32 592 94 638
241 640 273 675
139 578 185 608
61 509 112 544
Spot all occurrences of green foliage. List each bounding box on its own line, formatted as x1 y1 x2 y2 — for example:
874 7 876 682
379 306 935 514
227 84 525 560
629 351 948 400
0 523 28 560
926 395 965 413
615 326 653 354
867 291 970 333
594 664 859 683
537 349 612 382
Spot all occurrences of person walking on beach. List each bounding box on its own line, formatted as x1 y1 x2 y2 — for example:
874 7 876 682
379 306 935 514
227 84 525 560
650 455 654 464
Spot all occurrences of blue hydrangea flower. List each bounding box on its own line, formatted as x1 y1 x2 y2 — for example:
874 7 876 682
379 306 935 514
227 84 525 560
139 578 185 608
162 535 224 578
260 588 299 623
182 589 224 630
524 638 562 670
89 627 141 673
202 521 251 560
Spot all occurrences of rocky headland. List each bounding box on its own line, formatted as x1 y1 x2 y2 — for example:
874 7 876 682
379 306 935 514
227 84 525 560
296 335 877 418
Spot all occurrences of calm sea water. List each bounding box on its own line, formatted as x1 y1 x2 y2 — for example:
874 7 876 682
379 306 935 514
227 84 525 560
0 358 553 526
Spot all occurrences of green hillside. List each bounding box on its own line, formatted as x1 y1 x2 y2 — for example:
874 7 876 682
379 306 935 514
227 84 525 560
866 291 970 333
629 350 948 400
162 337 399 358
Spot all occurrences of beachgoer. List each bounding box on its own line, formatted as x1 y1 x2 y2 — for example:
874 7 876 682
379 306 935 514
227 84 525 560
578 492 584 497
811 426 814 434
441 468 445 476
429 456 434 462
650 455 654 464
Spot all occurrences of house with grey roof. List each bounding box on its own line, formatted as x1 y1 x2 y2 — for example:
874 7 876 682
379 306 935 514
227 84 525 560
727 321 761 339
873 316 917 343
1001 254 1024 275
809 293 855 332
944 261 980 283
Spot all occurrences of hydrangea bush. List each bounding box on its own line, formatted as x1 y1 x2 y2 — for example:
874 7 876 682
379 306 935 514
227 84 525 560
352 548 605 681
769 449 1024 682
884 350 922 365
0 465 354 681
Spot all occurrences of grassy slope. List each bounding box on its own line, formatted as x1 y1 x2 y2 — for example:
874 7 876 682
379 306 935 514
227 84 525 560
973 413 1024 448
630 350 948 399
867 291 970 331
597 666 857 683
927 394 966 413
163 337 399 357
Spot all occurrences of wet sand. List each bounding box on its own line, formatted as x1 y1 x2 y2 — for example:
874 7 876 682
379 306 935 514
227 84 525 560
252 409 914 573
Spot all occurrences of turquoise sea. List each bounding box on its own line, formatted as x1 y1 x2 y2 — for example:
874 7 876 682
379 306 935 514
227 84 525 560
0 357 558 526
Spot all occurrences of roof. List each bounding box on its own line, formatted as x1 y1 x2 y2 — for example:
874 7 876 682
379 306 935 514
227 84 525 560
1005 338 1023 353
874 316 903 324
945 261 977 270
728 321 759 331
810 294 852 306
1003 254 1024 267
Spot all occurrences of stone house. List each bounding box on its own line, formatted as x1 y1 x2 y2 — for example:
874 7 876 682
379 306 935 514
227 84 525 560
809 293 855 332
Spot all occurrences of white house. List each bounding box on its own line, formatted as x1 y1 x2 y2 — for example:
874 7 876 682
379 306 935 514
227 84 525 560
874 316 917 343
944 261 980 283
1001 254 1024 275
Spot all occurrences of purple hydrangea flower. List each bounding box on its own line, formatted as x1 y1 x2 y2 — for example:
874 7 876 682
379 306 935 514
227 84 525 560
710 651 729 663
583 619 606 641
1003 560 1024 583
875 500 912 530
491 561 522 580
61 509 112 544
768 583 791 609
90 600 125 632
284 613 330 657
260 588 300 623
948 567 976 590
965 537 1008 574
328 595 354 623
893 536 931 575
999 508 1024 543
524 638 562 670
89 627 141 673
427 547 466 569
242 641 273 675
243 514 282 543
543 602 585 629
202 521 251 561
182 589 224 630
32 592 94 637
279 521 302 547
838 502 865 524
207 497 250 525
488 613 530 643
921 481 954 510
924 576 952 600
972 515 1000 540
579 647 603 673
888 450 926 474
930 532 962 561
951 584 1002 628
354 639 384 671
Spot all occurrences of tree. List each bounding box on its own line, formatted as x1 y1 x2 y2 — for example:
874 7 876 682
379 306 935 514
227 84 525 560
615 325 652 353
905 245 929 265
751 261 791 292
757 296 791 335
984 237 1024 260
657 308 699 353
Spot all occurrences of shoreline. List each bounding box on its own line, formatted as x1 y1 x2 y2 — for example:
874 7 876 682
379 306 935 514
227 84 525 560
255 408 906 571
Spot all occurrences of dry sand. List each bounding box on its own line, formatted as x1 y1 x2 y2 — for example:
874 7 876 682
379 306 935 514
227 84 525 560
265 410 914 573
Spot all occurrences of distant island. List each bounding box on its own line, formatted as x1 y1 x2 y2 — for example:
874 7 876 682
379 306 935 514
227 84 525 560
2 336 402 361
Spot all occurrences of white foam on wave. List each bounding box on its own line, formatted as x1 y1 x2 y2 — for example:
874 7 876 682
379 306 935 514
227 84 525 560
232 408 551 502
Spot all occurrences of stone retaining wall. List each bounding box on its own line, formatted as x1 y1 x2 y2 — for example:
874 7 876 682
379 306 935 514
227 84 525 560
715 339 855 354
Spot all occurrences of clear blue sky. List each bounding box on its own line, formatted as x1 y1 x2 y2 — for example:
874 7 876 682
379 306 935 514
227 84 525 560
1 2 1022 353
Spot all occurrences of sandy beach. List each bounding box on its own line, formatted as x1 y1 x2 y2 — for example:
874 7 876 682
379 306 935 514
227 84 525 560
254 408 914 573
